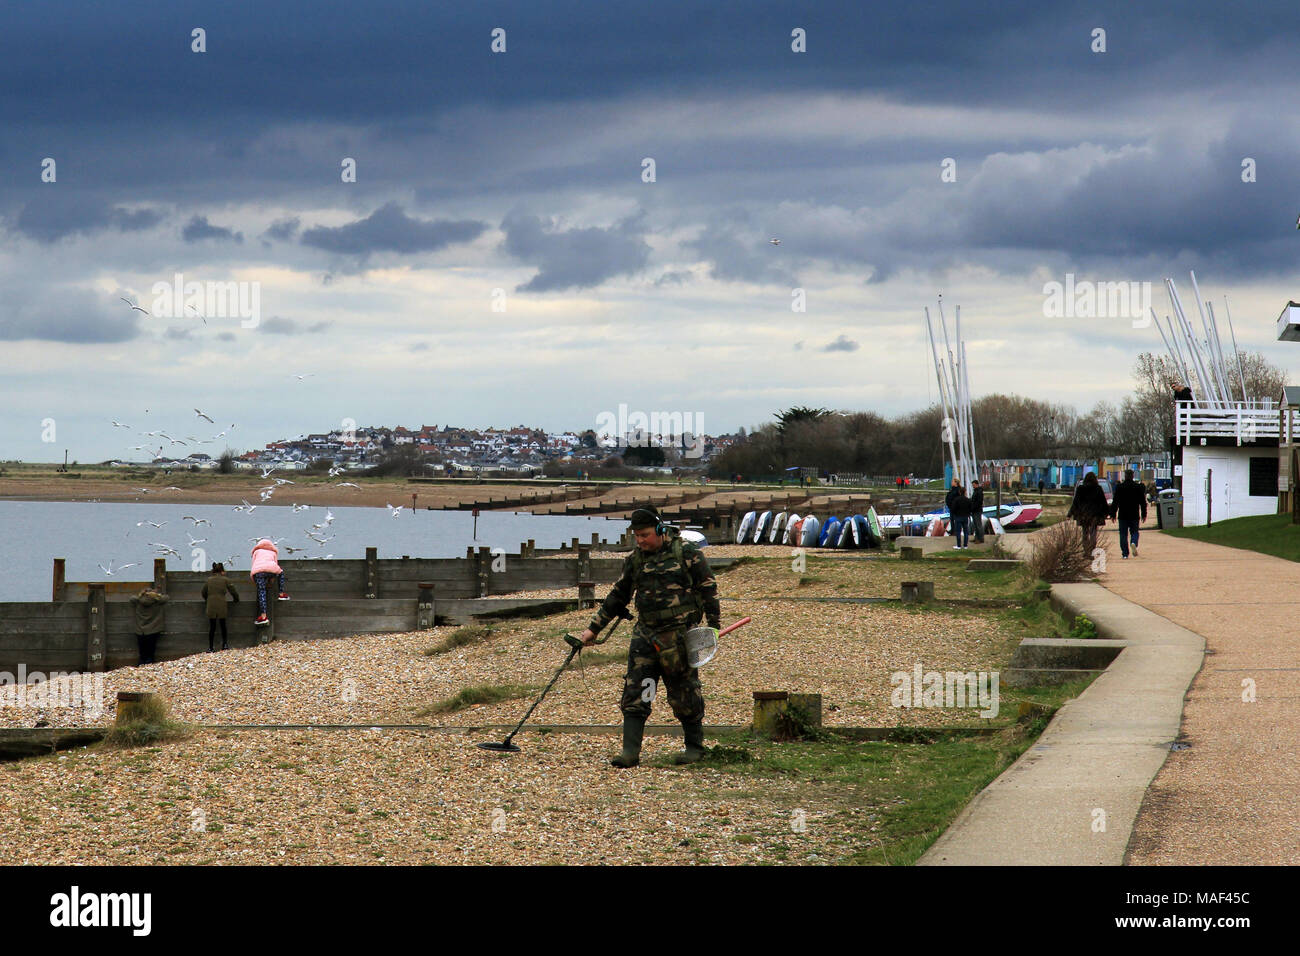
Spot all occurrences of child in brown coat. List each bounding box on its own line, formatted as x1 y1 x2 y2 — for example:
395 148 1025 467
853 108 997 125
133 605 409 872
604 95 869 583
201 563 240 651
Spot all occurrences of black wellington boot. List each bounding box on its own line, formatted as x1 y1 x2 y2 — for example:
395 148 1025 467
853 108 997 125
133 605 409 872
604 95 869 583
611 715 646 768
671 719 707 764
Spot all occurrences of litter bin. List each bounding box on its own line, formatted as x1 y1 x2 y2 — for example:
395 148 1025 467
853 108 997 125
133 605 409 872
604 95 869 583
1157 489 1182 529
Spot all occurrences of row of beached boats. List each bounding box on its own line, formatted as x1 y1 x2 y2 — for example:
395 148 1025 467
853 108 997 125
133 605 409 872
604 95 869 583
733 499 1043 547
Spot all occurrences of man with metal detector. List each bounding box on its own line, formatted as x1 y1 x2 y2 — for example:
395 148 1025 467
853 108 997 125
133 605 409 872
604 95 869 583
579 507 721 768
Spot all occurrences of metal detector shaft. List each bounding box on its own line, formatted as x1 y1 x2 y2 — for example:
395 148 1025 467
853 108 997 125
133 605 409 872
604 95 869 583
497 615 628 748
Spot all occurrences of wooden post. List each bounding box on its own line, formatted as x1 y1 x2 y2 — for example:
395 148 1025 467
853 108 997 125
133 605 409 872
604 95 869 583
577 544 591 590
477 546 491 598
261 590 275 644
153 558 167 593
900 581 934 603
900 546 922 561
365 547 379 599
86 583 107 672
527 538 536 557
417 582 435 629
752 691 822 739
115 691 158 725
577 582 596 608
52 558 66 602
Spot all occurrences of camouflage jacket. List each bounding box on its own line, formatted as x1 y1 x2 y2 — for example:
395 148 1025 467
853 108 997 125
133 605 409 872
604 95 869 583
589 532 721 634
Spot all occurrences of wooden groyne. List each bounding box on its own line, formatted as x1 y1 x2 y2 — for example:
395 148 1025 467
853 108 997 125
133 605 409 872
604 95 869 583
3 544 739 675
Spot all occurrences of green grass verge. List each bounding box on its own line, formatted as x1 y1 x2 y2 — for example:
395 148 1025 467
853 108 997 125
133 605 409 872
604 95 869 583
678 674 1096 865
1162 512 1300 562
418 684 539 716
423 625 494 656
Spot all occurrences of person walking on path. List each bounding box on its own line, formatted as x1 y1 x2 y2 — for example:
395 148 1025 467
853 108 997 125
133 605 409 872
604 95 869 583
970 479 986 543
202 562 240 650
250 538 289 627
1068 472 1110 553
946 481 972 549
579 507 721 768
1110 469 1149 559
129 586 168 665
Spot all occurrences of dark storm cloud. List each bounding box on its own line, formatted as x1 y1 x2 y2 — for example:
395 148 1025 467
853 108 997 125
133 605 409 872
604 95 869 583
500 208 652 292
822 335 859 352
6 1 1298 128
263 217 301 241
12 195 163 243
182 215 244 243
299 202 486 257
0 288 141 343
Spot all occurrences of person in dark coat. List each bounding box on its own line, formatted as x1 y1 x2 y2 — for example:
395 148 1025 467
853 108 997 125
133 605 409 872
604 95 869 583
129 587 168 665
970 480 986 543
945 481 972 549
1068 472 1110 553
1109 469 1149 558
202 562 240 651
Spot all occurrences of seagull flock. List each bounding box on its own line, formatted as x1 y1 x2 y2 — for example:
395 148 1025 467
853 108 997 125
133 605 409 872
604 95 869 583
96 402 408 576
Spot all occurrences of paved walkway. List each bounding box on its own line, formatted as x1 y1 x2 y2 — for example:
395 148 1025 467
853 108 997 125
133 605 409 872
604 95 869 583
1093 523 1300 865
924 519 1300 865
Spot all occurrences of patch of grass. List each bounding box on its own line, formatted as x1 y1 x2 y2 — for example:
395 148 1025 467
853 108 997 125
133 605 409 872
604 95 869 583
797 575 828 587
423 625 494 656
102 694 192 749
1164 512 1300 562
417 683 539 716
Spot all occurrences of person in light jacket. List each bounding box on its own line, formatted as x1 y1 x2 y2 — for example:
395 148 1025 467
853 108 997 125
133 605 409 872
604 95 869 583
129 586 168 665
250 538 289 626
202 562 240 650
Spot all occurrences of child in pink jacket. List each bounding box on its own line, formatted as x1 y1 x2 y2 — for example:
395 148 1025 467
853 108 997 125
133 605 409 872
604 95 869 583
250 538 289 625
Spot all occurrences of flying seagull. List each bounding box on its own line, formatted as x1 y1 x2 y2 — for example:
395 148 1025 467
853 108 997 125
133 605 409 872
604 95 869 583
182 516 211 526
111 420 131 429
769 238 781 245
292 373 314 382
292 503 310 513
186 305 207 325
386 503 403 518
186 534 207 546
336 482 360 489
136 520 167 529
120 297 150 315
98 560 139 576
195 409 214 423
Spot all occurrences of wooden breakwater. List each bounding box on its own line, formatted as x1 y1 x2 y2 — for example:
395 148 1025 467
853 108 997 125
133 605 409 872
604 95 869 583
0 544 627 674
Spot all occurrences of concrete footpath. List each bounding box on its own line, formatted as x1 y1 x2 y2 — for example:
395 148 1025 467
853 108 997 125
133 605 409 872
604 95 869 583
921 524 1300 865
918 577 1204 865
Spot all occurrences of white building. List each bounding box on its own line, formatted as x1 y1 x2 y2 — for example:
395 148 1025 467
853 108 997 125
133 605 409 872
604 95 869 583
1174 400 1280 525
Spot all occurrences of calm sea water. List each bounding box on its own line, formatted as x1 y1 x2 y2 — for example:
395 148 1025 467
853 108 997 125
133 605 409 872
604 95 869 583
0 501 623 602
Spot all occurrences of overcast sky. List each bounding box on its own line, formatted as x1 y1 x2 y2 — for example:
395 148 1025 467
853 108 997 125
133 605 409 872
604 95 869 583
3 0 1299 463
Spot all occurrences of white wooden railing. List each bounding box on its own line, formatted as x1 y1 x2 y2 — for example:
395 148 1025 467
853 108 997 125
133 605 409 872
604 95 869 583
1176 400 1279 445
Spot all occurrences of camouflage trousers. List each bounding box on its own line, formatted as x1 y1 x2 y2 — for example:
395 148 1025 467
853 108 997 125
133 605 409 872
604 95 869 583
619 621 705 722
